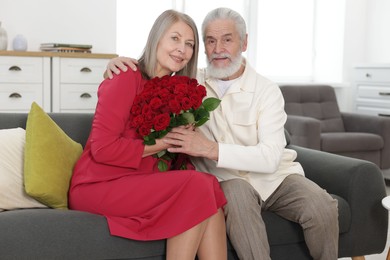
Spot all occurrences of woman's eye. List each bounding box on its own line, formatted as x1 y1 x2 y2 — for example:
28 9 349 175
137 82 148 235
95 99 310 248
172 36 179 41
186 42 194 48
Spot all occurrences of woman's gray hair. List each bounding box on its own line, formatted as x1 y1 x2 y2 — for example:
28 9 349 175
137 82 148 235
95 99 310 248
138 10 199 79
201 7 247 45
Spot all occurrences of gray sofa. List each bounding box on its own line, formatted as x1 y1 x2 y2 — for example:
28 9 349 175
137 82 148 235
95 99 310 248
0 112 388 260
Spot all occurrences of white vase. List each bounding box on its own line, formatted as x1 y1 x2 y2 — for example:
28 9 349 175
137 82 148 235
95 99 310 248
12 34 28 51
0 22 8 51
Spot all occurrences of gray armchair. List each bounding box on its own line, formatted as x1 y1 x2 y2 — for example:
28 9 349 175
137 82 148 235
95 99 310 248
280 84 390 171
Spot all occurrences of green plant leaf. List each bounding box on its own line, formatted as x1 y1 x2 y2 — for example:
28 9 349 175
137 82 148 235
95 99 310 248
195 117 209 127
181 112 195 124
202 97 221 112
156 129 169 139
156 150 166 158
144 135 156 145
194 108 209 121
158 160 168 172
175 114 189 126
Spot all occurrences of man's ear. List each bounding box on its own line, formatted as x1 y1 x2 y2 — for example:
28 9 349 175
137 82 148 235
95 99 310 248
242 34 248 52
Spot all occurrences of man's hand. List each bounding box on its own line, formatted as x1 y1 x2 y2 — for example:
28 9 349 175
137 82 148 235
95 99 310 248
105 56 138 79
164 127 219 161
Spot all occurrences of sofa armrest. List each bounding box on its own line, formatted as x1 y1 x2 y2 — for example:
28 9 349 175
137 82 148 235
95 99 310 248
285 115 321 150
288 144 388 255
342 112 390 169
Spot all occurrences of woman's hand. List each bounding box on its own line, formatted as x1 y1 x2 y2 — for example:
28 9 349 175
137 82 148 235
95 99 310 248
164 127 219 161
104 56 138 79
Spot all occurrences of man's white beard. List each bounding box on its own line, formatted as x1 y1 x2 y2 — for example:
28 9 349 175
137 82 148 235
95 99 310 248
206 53 243 80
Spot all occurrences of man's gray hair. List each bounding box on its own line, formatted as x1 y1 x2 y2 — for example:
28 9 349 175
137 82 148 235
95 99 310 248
201 7 247 44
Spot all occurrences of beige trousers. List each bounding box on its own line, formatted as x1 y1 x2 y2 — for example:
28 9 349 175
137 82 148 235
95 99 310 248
220 174 339 260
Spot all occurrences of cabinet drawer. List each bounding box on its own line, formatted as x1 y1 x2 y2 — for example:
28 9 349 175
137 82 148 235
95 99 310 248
355 67 390 83
0 84 43 111
60 58 107 84
0 57 43 83
357 85 390 100
356 105 390 117
60 84 98 110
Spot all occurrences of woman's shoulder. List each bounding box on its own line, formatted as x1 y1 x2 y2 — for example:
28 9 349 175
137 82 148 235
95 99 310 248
98 67 145 97
111 67 143 83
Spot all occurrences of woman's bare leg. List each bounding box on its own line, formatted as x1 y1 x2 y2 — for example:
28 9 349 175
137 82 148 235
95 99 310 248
166 220 208 260
197 209 227 260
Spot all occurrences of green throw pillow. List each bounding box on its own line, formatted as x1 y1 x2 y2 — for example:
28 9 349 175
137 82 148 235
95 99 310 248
24 102 83 209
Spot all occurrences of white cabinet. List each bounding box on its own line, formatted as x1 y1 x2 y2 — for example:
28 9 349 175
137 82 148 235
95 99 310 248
0 51 116 113
354 64 390 117
0 56 50 112
52 57 109 113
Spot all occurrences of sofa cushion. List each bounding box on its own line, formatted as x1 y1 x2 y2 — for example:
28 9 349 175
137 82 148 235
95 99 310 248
24 102 83 209
0 128 47 211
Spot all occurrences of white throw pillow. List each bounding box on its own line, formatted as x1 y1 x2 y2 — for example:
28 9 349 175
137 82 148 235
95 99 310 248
0 127 47 211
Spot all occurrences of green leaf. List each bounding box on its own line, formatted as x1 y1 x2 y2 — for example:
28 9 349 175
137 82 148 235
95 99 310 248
143 135 156 145
158 160 168 172
156 150 166 158
155 129 169 139
202 97 221 112
181 112 195 124
194 108 209 121
175 115 189 126
195 117 209 127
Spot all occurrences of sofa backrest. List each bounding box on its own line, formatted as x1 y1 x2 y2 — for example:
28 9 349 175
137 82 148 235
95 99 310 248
280 85 345 133
0 113 93 147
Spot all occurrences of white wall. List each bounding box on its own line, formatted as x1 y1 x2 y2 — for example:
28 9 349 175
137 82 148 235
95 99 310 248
365 0 390 62
336 0 390 112
0 0 116 53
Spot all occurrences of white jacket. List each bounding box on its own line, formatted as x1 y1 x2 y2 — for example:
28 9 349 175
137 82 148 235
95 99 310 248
192 61 304 200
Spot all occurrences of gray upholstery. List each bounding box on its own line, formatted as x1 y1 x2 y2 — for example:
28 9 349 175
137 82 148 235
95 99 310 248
280 84 390 170
0 112 387 259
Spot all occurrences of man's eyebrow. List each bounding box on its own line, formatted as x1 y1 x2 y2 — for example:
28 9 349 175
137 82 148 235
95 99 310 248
206 33 233 39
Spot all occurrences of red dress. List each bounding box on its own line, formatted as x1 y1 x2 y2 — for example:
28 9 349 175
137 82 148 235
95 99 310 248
68 69 226 241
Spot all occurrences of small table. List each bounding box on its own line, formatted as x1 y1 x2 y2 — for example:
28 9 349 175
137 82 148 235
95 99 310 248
381 196 390 260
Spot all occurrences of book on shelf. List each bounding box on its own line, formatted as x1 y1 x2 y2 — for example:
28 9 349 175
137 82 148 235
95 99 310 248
40 46 92 53
40 43 93 49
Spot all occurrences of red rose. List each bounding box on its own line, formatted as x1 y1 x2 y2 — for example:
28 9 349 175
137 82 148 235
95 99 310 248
153 113 171 131
169 99 181 114
139 125 151 136
190 94 202 109
132 115 144 127
196 85 207 98
180 97 192 111
150 97 163 110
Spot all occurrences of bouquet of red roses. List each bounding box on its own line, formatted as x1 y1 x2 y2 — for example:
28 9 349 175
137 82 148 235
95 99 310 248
130 75 221 171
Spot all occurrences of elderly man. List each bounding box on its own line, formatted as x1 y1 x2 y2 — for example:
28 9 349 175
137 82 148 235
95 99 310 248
106 7 339 260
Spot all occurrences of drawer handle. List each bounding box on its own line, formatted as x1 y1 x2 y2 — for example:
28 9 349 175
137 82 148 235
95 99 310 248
9 92 22 98
379 92 390 96
365 73 371 78
80 67 92 73
378 114 390 117
80 93 92 98
9 65 22 71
